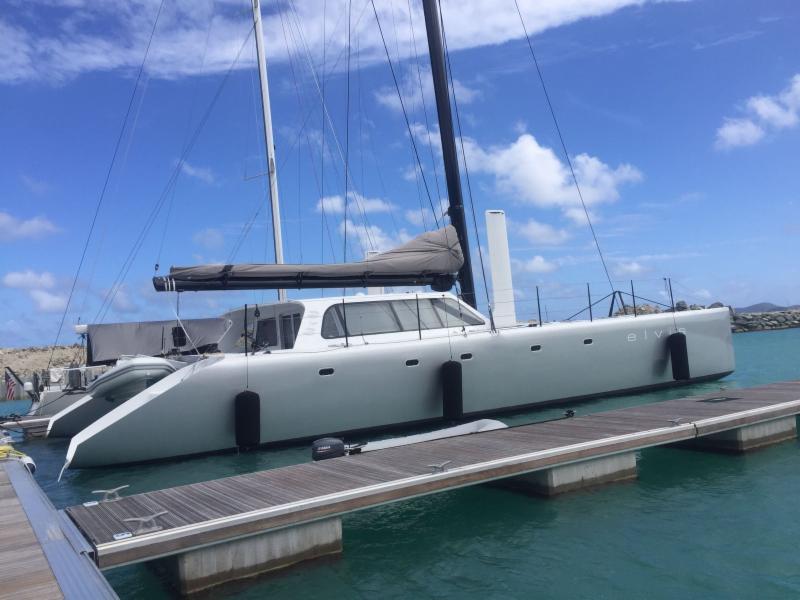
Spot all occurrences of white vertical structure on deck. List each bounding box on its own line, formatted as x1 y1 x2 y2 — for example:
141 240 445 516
485 210 516 327
252 0 286 302
365 251 385 295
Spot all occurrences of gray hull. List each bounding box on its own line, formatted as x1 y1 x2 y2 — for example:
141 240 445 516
66 309 734 468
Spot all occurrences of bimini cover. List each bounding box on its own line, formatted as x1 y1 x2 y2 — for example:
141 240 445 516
86 317 230 365
153 225 463 292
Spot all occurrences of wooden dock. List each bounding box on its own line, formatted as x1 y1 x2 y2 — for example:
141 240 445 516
0 460 117 600
61 381 800 592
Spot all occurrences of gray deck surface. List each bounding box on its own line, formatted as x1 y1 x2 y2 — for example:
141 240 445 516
66 381 800 569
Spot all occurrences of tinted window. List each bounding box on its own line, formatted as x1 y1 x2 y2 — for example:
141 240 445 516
432 298 484 327
342 302 399 336
280 313 302 349
321 298 484 339
256 318 278 348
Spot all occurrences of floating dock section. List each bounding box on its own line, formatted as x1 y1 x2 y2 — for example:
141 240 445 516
62 381 800 594
0 460 117 600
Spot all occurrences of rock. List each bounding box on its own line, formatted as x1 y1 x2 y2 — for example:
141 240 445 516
675 300 689 311
709 302 724 309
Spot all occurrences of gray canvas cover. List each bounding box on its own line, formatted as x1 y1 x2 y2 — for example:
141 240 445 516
86 317 229 365
153 226 463 292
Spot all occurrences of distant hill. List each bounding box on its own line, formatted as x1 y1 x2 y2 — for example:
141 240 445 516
735 302 800 313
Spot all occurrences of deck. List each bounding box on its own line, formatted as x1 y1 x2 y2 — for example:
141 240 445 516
65 381 800 570
0 460 117 600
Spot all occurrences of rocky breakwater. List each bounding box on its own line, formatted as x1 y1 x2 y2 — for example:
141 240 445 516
731 310 800 333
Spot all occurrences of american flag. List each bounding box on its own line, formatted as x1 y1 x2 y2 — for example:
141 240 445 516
4 371 15 401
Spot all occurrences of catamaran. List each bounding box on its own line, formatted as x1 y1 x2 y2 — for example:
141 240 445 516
59 0 733 469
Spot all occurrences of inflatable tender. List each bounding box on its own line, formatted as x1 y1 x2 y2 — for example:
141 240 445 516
47 356 180 439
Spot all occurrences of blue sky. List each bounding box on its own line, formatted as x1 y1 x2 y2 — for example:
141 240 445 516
1 0 798 347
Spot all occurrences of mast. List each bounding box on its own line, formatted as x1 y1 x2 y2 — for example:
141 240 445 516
252 0 286 302
421 0 476 308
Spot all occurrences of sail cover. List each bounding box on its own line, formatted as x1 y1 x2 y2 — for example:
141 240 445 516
86 317 230 365
153 225 463 292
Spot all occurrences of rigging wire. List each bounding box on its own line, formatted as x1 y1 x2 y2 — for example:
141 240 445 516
46 0 166 369
156 0 216 271
406 0 444 213
343 0 352 264
96 24 256 322
278 8 338 262
370 0 440 228
437 0 491 310
321 0 328 264
285 0 376 255
513 0 614 293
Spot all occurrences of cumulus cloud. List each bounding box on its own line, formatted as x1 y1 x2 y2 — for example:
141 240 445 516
0 0 684 84
316 191 396 215
375 66 479 114
2 268 70 313
515 219 571 245
515 255 557 273
613 260 646 276
192 227 224 249
462 133 642 216
715 74 800 149
0 211 59 241
2 270 56 289
404 197 448 228
338 220 410 254
29 289 68 312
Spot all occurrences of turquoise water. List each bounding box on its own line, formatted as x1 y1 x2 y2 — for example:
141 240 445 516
3 328 800 598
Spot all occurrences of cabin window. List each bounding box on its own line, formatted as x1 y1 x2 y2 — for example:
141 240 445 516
432 298 485 327
320 298 485 339
255 318 278 349
280 313 302 349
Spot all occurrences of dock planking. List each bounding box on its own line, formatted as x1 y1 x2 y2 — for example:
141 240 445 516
0 461 117 600
66 381 800 570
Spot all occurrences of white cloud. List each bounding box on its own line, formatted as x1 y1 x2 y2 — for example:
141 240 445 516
316 195 345 214
29 289 68 313
316 192 396 215
404 197 448 228
516 255 557 273
0 211 59 241
180 161 215 184
613 260 646 276
715 74 800 149
515 219 571 245
715 118 765 149
192 227 224 249
338 220 410 254
0 1 685 84
2 270 56 290
463 133 642 215
562 206 598 226
375 66 479 114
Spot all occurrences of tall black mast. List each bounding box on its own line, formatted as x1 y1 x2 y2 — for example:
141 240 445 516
421 0 476 308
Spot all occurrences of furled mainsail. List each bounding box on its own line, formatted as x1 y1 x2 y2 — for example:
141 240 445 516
153 226 463 292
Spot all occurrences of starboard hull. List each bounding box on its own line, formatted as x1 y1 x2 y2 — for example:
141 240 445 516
65 308 735 468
